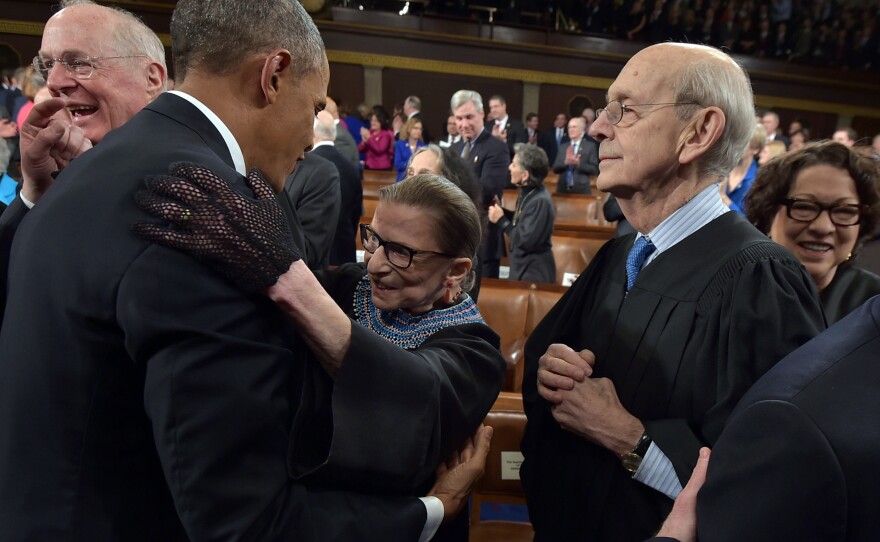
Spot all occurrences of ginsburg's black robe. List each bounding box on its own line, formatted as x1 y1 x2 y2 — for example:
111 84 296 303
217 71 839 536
521 211 826 542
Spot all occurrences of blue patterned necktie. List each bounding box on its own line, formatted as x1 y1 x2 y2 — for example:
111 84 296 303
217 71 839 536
626 236 656 291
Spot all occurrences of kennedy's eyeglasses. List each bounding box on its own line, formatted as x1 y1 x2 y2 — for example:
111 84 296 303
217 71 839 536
782 197 866 227
33 55 149 80
595 100 701 126
360 224 454 269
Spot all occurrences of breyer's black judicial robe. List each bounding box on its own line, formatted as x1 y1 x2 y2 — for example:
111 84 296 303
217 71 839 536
521 211 826 542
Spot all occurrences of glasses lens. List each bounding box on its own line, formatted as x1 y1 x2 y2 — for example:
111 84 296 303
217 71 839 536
384 242 413 268
789 200 820 221
607 101 622 124
831 206 861 226
33 57 51 78
361 226 378 252
69 58 94 78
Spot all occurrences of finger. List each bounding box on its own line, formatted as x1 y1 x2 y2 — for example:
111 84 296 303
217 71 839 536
545 343 592 374
682 447 710 496
537 381 563 404
537 365 576 390
132 223 193 248
578 349 597 371
22 98 69 132
246 168 276 200
134 190 191 224
473 425 493 463
143 175 207 205
170 162 231 196
540 349 587 382
458 434 478 464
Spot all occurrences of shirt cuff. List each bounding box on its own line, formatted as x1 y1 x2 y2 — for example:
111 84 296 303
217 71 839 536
20 193 35 209
418 496 444 542
632 442 683 500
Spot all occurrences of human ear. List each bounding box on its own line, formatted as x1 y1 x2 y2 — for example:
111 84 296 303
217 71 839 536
445 257 473 285
677 106 725 166
259 50 292 104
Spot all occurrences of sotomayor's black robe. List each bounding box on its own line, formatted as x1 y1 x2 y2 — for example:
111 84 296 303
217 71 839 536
820 263 880 324
521 211 826 542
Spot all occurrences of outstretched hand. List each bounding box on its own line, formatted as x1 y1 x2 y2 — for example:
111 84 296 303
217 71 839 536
133 162 302 292
429 424 493 523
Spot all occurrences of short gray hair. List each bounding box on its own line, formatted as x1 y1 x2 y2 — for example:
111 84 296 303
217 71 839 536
60 0 167 85
672 44 755 181
405 95 421 111
450 90 483 114
313 116 336 141
171 0 325 83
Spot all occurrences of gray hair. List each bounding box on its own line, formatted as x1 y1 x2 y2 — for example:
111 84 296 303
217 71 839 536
379 174 481 292
405 95 421 111
313 116 336 141
450 90 483 114
170 0 325 83
672 44 755 181
60 0 167 87
513 143 549 187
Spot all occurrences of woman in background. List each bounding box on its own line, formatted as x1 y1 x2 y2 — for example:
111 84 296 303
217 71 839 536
747 141 880 323
722 124 765 216
394 117 425 181
358 109 394 170
488 143 556 283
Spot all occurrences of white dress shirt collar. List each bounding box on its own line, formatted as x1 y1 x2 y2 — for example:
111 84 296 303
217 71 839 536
167 90 246 176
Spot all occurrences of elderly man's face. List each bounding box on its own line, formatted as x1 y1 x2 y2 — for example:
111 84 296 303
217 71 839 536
590 46 690 195
39 5 161 143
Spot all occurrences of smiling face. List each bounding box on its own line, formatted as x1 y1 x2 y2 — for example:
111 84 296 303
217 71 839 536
454 100 483 142
364 202 458 314
589 45 690 196
39 4 164 143
509 154 529 187
769 164 860 291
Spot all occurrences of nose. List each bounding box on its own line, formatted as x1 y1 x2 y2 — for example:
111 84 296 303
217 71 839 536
365 244 391 272
807 209 836 235
45 62 77 94
590 111 612 141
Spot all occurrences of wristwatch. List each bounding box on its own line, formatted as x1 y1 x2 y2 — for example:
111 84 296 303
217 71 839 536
621 432 652 474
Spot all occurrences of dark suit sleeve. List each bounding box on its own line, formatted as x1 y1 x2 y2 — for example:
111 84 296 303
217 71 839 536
478 140 511 204
291 159 341 270
697 401 846 542
577 139 599 177
0 197 29 323
117 247 427 541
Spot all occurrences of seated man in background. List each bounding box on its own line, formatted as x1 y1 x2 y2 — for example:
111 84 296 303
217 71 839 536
521 42 825 541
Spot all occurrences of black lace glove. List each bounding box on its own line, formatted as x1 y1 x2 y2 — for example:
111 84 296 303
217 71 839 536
133 162 301 292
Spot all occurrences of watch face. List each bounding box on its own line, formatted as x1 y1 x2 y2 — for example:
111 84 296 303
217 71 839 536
621 452 643 474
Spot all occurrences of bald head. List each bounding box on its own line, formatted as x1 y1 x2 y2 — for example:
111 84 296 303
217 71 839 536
324 96 339 119
313 110 336 142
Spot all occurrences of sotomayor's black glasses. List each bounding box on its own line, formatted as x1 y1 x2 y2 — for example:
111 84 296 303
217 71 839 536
359 224 455 269
596 100 701 125
782 197 867 227
33 55 148 80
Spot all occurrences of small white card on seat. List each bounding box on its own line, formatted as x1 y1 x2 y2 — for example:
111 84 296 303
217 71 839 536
501 451 524 480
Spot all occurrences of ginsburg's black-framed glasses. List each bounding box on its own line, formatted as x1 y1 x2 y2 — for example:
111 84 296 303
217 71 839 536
33 55 149 80
596 100 701 125
782 197 867 227
360 224 455 269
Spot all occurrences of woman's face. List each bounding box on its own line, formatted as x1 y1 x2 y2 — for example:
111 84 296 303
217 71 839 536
365 203 461 315
407 151 440 178
769 164 860 291
370 115 381 131
408 122 423 141
508 154 529 187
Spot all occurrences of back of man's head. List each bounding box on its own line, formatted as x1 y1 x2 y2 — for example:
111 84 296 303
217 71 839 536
170 0 324 84
313 110 336 142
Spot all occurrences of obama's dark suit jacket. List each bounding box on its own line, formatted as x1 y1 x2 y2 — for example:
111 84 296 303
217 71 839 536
0 92 444 541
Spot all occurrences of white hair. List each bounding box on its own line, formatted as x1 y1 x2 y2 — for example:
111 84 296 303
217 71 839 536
450 90 483 114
